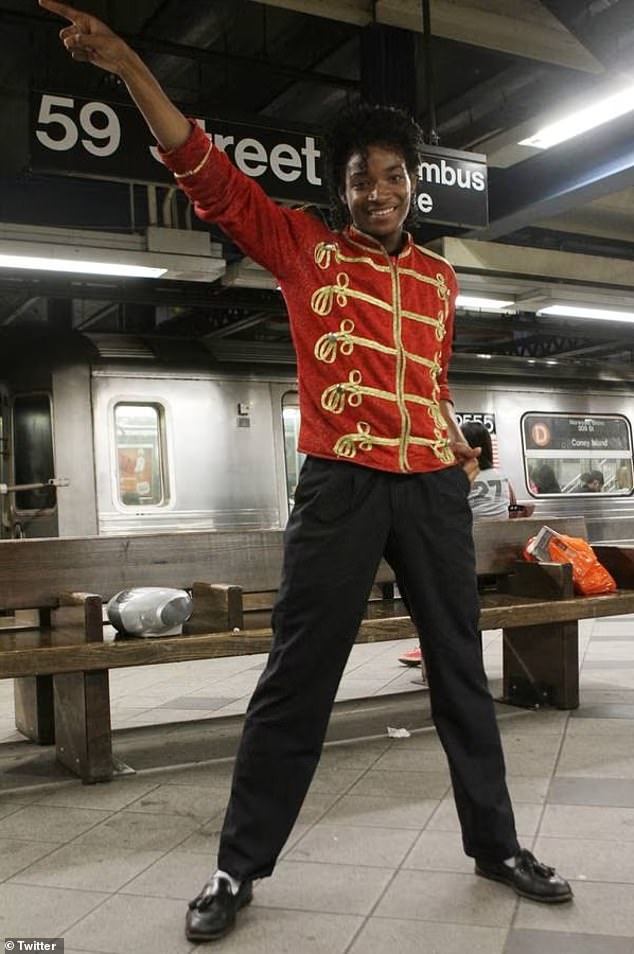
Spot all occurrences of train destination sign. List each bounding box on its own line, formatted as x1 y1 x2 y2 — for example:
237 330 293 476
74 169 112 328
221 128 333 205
523 414 631 453
30 91 488 227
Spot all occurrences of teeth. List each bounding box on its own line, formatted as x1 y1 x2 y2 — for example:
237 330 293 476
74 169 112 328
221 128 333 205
370 207 395 217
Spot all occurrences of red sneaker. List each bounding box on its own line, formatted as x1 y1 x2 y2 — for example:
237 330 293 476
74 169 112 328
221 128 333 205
398 645 422 667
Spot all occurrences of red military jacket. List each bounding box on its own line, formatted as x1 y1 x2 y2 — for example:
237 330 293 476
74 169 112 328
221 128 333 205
161 124 459 475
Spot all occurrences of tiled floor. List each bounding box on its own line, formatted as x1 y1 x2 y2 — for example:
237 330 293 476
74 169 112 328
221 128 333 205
2 619 634 953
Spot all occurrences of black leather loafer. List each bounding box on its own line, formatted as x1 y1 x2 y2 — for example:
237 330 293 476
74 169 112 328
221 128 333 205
475 849 573 904
185 876 253 941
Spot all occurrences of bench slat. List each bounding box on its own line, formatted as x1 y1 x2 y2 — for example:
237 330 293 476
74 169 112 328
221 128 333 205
0 531 286 610
480 589 634 629
0 517 588 611
0 619 413 678
4 587 634 680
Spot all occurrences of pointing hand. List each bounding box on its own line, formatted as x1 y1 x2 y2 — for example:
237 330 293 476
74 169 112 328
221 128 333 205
38 0 132 75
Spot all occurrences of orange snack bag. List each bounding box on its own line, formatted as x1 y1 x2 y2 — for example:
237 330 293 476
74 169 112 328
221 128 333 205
547 534 616 596
524 526 616 596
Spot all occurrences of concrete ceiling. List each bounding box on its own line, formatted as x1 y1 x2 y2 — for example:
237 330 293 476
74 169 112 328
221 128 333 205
251 0 604 70
0 0 633 376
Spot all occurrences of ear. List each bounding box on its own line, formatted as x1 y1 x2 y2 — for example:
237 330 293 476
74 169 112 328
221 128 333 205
338 186 352 222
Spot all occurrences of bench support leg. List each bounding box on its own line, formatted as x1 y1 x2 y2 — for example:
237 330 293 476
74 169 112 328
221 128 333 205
53 671 114 783
502 621 579 710
14 676 55 744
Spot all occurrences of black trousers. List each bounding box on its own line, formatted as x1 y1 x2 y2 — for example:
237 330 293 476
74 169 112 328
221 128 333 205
218 457 519 880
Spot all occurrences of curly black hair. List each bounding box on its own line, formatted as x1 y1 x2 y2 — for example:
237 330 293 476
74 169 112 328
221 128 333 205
322 102 425 229
461 421 494 471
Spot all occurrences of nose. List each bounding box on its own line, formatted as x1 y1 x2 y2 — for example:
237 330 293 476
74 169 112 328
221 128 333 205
367 181 386 202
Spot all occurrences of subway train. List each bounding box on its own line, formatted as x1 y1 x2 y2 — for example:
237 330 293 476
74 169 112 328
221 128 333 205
1 329 633 543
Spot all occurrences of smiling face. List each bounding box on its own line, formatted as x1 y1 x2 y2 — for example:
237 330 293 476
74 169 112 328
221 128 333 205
340 144 418 254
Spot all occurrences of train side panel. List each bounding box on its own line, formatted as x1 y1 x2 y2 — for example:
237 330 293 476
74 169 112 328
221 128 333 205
91 371 285 535
452 380 634 538
5 342 634 542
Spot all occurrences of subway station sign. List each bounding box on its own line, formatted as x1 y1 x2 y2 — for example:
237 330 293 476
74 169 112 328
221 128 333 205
29 91 321 203
30 91 488 227
417 146 488 229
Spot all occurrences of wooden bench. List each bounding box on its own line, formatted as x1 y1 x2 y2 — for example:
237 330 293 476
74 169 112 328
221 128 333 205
2 517 634 783
0 528 399 783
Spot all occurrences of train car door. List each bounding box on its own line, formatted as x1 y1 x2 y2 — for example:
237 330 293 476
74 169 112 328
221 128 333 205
8 392 59 538
0 386 9 538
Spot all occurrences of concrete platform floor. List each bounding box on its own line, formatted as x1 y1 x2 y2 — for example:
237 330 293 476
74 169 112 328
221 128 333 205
1 620 634 953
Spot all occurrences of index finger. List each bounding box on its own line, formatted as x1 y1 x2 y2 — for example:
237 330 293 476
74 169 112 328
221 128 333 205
38 0 84 23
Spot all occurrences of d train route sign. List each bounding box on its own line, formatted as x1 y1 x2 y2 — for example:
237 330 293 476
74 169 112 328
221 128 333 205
523 414 631 452
30 91 489 227
530 421 552 447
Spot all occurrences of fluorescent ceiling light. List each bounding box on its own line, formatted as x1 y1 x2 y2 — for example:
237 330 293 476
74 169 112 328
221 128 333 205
456 295 514 310
0 253 166 279
519 84 634 150
538 304 634 323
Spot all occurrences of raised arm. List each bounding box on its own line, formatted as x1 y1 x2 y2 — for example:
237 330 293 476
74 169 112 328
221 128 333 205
39 0 313 281
38 0 190 150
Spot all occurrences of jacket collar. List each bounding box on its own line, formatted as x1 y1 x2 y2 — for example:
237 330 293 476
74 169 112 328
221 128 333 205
344 224 413 260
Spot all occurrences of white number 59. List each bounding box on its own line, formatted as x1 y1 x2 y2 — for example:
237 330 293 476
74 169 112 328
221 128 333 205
36 94 121 158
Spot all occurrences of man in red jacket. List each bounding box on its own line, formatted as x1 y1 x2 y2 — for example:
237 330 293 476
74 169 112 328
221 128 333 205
41 0 573 942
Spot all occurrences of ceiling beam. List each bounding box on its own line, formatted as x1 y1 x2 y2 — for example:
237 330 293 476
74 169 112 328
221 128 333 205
453 311 634 344
0 273 282 311
74 302 120 331
247 0 603 71
477 110 634 240
203 312 271 340
22 8 357 91
539 0 634 72
547 338 634 359
0 295 38 326
535 191 634 245
441 237 634 292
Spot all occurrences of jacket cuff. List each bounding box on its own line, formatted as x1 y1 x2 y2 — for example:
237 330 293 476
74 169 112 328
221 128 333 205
158 121 211 176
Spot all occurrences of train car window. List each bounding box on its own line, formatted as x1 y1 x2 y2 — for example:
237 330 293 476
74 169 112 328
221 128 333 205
13 393 56 512
522 413 633 496
114 403 167 507
282 395 305 511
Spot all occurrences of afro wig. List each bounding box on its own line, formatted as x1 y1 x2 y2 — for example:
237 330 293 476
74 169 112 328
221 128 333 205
322 102 425 229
